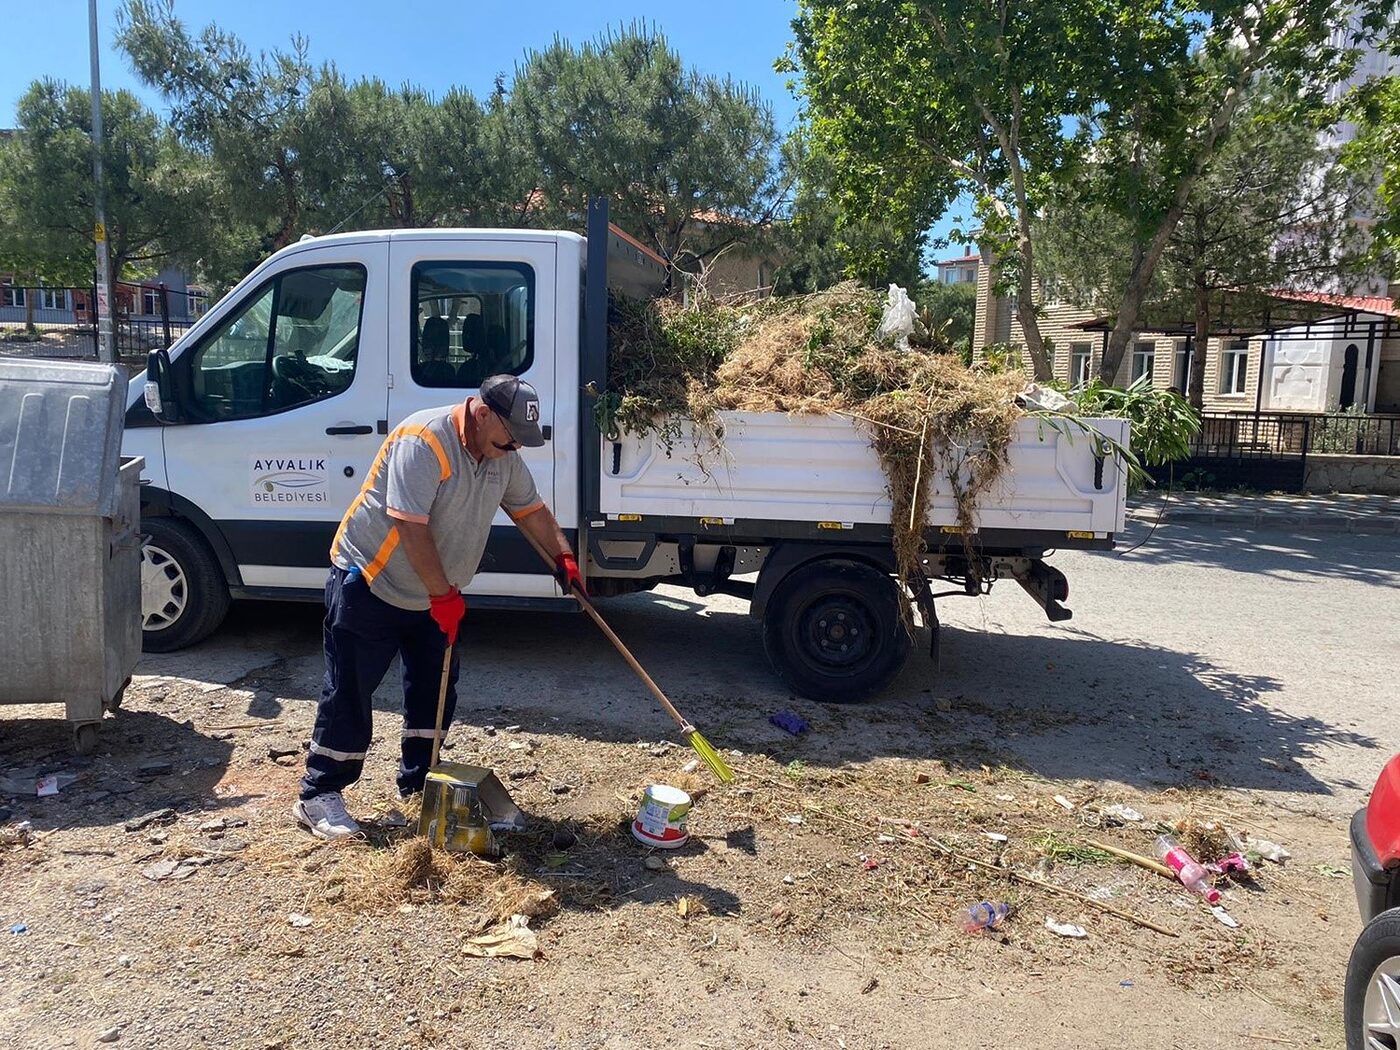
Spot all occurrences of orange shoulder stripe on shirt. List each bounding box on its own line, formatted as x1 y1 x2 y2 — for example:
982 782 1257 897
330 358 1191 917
329 420 451 561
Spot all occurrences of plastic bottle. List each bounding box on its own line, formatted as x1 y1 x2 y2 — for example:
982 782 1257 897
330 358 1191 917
1153 834 1222 903
958 901 1011 933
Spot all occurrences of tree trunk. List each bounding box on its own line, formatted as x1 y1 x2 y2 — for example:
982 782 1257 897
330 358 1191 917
23 280 35 334
1014 250 1052 381
1188 281 1210 409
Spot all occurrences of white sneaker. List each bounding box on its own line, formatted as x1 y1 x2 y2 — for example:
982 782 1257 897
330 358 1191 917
292 792 362 840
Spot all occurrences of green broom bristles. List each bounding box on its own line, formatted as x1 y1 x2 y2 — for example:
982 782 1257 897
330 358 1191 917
686 728 734 783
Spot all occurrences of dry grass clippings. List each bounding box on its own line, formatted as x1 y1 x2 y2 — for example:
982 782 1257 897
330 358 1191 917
601 284 1026 618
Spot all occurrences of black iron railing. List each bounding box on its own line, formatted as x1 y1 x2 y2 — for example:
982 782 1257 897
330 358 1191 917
0 281 210 368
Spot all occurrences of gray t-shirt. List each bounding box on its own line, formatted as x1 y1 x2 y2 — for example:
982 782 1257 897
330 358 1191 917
330 403 542 610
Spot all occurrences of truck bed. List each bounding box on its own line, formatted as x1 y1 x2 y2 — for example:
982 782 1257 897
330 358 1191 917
598 412 1129 539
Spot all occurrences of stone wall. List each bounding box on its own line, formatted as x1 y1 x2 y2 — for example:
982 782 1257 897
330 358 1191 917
1303 453 1400 494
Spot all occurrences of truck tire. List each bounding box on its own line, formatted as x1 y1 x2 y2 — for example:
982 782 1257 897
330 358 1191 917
140 517 231 653
761 558 911 703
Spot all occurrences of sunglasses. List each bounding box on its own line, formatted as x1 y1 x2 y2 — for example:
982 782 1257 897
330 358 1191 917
490 408 521 452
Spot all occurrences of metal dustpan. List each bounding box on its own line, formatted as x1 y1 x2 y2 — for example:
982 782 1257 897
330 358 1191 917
418 762 525 856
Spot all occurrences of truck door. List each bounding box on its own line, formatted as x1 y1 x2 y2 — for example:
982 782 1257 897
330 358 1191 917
164 242 389 590
386 235 558 598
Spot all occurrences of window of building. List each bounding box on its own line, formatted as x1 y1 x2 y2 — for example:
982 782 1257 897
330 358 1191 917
1173 340 1192 392
141 287 162 316
410 262 535 389
1220 340 1249 395
2 284 26 309
1070 342 1092 388
188 292 208 318
1131 340 1155 383
182 264 365 421
39 286 67 311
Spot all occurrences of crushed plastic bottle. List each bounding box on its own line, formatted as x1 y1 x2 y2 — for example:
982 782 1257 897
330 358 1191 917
958 900 1011 933
1153 834 1222 904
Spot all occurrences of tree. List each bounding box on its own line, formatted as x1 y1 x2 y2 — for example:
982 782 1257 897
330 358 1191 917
1042 81 1370 406
502 26 780 271
117 0 321 282
771 130 926 294
916 280 978 363
1080 3 1394 382
0 79 205 285
790 0 1396 384
789 0 1158 379
1343 72 1400 268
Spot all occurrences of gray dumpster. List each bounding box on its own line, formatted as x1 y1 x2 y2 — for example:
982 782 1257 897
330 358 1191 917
0 360 144 753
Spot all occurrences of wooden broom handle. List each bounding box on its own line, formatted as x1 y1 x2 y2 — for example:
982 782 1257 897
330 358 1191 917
429 643 452 770
517 526 692 733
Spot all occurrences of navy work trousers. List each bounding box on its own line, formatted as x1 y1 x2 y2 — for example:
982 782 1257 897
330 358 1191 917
299 567 460 800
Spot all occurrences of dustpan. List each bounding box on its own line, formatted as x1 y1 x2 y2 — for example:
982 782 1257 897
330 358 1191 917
418 762 525 856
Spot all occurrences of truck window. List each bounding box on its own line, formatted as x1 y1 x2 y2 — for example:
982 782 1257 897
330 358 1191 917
182 264 366 421
410 262 534 389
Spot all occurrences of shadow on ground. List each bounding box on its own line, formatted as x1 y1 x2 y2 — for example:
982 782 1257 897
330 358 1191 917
0 709 245 833
1113 518 1400 585
108 578 1379 801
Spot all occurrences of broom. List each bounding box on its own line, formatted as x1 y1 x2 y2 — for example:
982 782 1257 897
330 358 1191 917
519 530 734 783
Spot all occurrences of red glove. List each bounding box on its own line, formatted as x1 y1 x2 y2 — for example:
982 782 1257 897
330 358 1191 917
429 590 466 645
554 551 585 596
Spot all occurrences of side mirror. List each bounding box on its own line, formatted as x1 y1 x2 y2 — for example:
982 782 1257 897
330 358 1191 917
144 348 181 424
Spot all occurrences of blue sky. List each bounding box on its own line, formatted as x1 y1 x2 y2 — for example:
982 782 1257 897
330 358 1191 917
0 0 961 256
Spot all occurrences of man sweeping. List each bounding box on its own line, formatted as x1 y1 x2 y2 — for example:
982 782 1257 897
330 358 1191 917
294 375 583 840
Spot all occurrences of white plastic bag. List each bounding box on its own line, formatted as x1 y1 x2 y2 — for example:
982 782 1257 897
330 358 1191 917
877 284 917 350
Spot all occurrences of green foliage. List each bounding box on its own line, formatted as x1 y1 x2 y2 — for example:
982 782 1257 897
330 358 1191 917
502 24 779 269
109 8 782 288
789 0 1396 387
1310 405 1375 454
1040 76 1371 406
0 80 207 283
1344 73 1400 269
771 129 927 294
1071 377 1200 469
914 281 977 364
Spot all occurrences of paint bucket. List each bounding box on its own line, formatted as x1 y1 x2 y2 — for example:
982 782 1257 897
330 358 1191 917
631 783 691 849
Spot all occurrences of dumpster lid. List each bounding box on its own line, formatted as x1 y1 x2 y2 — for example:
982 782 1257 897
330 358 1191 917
0 359 130 515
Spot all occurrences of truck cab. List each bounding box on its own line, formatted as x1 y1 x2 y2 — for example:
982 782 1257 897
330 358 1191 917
128 227 584 650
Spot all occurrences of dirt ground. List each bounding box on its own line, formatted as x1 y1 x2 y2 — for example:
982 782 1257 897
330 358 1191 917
2 522 1395 1050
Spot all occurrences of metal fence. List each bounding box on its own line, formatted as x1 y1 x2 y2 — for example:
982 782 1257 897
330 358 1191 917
0 282 210 370
1149 410 1400 491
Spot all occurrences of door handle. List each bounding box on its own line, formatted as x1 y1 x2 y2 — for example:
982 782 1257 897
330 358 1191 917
326 424 374 435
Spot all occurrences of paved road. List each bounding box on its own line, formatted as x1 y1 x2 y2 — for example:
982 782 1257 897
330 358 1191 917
139 517 1400 817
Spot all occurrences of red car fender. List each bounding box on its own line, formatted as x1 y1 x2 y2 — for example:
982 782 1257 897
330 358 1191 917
1366 754 1400 868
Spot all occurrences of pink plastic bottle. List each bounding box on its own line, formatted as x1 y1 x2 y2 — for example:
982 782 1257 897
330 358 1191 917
1153 834 1222 903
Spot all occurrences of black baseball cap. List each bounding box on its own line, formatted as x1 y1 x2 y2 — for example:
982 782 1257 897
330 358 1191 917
479 375 546 447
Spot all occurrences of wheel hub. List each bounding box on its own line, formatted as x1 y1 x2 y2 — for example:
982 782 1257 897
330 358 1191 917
801 597 875 671
1363 955 1400 1048
141 543 188 630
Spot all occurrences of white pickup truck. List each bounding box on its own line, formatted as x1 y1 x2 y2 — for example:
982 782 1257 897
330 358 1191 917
128 200 1128 701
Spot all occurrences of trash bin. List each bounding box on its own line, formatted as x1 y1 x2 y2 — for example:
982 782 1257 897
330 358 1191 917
0 360 144 753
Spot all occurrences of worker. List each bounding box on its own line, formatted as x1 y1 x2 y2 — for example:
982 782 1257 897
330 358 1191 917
293 375 583 840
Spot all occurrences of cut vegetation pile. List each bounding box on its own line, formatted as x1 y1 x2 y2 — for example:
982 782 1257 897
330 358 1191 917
600 284 1051 604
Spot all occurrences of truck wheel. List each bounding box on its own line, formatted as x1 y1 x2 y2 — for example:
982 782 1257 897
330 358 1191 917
141 518 230 653
761 559 911 703
1345 907 1400 1050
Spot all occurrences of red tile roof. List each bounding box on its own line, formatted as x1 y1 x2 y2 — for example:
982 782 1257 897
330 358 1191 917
1266 288 1398 317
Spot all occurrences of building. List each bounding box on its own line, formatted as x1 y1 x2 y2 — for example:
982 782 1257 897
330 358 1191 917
971 263 1400 413
935 254 981 285
0 266 207 328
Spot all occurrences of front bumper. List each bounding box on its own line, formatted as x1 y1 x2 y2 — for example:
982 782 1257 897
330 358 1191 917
1352 808 1397 924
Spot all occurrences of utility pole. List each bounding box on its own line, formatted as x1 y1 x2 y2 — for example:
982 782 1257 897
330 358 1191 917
88 0 116 363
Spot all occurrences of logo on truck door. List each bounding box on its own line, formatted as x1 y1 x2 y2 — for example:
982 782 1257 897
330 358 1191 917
251 455 329 504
